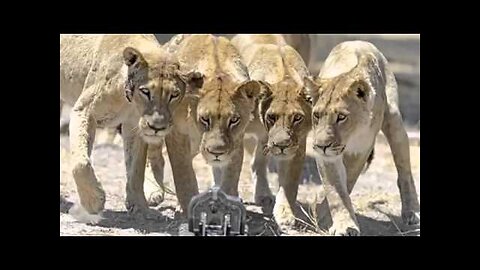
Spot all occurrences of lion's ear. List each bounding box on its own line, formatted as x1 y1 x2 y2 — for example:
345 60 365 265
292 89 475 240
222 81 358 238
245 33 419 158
176 70 205 96
123 47 146 67
257 81 273 100
349 80 370 102
303 76 321 104
124 74 134 102
122 47 148 102
236 80 262 101
185 71 205 94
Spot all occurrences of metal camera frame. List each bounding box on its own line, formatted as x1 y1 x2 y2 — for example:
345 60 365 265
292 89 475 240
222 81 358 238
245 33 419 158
187 186 248 236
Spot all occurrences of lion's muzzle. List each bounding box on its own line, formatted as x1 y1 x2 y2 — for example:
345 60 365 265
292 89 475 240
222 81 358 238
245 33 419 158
313 141 345 156
202 135 233 166
267 129 297 158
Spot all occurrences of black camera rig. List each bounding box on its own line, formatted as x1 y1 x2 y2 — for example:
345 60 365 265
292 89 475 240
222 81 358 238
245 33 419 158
187 186 248 236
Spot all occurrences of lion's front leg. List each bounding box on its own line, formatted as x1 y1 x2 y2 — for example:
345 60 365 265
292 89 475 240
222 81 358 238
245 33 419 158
316 156 360 236
121 121 158 219
251 131 274 214
273 142 305 231
68 105 105 223
219 144 244 197
146 142 166 206
165 129 199 213
246 121 273 210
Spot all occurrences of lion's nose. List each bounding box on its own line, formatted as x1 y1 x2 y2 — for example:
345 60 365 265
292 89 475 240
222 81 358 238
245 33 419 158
147 111 170 133
272 130 292 151
206 142 229 156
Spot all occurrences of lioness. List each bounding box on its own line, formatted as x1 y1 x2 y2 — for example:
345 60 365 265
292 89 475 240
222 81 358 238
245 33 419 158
163 34 262 211
231 34 312 229
60 34 201 222
304 41 420 235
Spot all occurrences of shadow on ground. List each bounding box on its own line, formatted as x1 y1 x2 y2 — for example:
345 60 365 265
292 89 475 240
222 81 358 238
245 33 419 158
292 200 420 236
61 195 418 236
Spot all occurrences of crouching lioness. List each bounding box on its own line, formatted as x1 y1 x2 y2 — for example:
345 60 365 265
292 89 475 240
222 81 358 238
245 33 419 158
231 34 313 230
160 34 263 211
60 34 201 222
304 41 420 235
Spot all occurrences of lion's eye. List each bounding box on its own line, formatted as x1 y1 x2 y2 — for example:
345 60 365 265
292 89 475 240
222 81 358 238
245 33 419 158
267 113 277 123
313 111 321 120
139 87 151 100
337 113 347 123
293 114 304 124
200 116 210 127
229 116 240 128
169 91 180 102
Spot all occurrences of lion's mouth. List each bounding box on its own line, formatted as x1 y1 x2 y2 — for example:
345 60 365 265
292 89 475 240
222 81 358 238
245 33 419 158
202 149 231 166
313 144 346 156
329 145 346 155
264 144 297 158
143 125 171 136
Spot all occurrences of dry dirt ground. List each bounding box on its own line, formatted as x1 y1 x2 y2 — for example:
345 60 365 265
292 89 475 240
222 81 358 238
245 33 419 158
60 112 420 236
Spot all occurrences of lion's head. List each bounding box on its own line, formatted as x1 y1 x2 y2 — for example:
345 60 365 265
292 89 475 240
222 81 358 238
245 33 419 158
193 74 261 166
304 62 374 158
122 47 203 144
259 77 312 160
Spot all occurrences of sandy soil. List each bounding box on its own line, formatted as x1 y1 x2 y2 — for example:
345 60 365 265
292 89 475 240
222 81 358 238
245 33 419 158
60 121 420 236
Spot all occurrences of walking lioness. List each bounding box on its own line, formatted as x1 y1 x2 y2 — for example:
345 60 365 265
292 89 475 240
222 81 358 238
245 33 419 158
60 34 202 222
231 34 313 230
304 41 420 235
162 34 263 211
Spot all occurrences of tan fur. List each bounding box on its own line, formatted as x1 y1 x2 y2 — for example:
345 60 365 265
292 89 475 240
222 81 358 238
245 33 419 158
60 34 202 221
231 34 312 230
304 40 420 235
161 34 262 212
